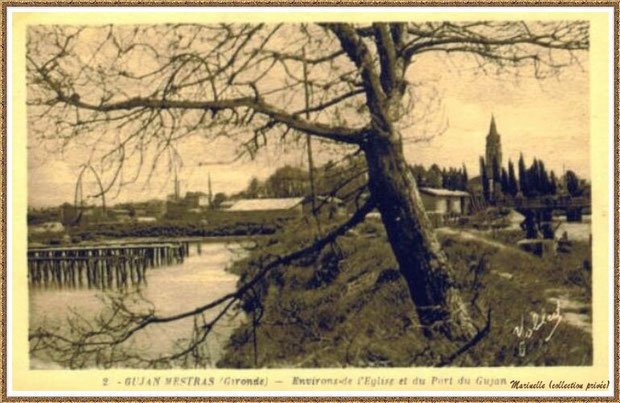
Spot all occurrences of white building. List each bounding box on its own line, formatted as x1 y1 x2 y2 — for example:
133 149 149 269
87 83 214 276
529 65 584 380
30 221 65 234
419 188 471 215
227 198 305 214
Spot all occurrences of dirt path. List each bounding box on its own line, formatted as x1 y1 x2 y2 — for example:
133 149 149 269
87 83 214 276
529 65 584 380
436 227 509 250
437 227 592 335
545 290 592 334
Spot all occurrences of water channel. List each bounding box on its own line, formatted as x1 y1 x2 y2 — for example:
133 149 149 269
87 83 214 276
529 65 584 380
29 242 247 369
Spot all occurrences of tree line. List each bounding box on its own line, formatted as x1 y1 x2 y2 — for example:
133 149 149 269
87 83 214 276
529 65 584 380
236 155 367 203
236 159 471 201
410 164 468 191
480 153 586 200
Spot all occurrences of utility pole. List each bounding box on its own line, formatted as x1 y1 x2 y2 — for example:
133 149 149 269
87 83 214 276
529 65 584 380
303 46 320 233
174 165 180 201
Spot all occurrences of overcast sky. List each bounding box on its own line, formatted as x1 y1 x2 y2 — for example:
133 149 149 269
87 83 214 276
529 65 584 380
27 38 589 208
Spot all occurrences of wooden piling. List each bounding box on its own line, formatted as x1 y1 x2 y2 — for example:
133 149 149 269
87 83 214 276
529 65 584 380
28 242 196 289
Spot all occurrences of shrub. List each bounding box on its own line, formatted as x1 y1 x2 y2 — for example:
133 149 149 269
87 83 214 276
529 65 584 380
220 216 592 368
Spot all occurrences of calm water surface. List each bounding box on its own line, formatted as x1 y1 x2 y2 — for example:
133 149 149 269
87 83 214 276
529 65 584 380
29 242 247 368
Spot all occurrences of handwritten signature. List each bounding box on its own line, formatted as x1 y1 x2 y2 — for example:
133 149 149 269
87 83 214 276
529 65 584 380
512 300 562 357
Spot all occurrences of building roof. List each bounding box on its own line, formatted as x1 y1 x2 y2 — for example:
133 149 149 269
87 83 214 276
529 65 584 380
419 187 470 197
227 197 305 212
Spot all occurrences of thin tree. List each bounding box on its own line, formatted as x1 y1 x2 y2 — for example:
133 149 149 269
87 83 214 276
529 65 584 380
539 161 551 195
549 170 558 195
565 170 583 197
480 157 490 203
507 160 518 197
462 164 469 191
528 159 540 197
518 153 528 197
500 168 509 195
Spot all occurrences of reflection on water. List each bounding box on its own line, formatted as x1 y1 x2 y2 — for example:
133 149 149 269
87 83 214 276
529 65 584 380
29 242 247 369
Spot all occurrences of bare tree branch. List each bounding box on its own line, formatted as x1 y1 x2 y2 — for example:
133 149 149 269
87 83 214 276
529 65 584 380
29 198 376 366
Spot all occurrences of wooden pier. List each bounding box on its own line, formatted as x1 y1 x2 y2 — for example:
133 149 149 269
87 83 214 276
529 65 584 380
28 241 199 289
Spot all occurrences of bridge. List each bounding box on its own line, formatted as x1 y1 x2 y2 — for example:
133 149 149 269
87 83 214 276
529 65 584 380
503 195 590 222
28 241 201 289
480 195 591 222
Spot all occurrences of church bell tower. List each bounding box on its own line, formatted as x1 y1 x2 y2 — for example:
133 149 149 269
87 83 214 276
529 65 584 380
485 115 503 181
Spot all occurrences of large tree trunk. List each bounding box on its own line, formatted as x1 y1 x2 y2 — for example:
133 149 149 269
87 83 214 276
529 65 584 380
363 133 477 341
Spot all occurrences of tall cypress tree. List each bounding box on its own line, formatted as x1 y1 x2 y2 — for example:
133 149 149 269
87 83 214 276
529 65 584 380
441 168 447 189
539 161 550 195
529 159 540 196
501 168 509 194
518 153 527 197
462 164 469 191
549 170 558 195
480 156 489 201
508 160 518 196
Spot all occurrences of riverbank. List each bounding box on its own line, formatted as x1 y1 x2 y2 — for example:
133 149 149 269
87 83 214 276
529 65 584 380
218 218 592 368
30 241 246 369
29 235 264 249
28 215 287 246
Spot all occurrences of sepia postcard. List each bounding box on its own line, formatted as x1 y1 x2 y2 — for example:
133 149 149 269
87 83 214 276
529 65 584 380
2 2 618 399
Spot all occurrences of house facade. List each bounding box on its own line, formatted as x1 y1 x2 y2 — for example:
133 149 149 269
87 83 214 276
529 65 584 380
419 187 471 215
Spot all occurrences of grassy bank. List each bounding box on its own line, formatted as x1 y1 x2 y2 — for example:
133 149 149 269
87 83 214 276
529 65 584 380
218 217 592 368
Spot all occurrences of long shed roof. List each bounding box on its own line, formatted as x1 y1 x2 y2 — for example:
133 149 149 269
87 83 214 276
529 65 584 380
227 197 305 212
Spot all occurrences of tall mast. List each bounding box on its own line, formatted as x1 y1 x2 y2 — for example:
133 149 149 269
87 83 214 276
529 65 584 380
303 48 316 209
174 165 180 200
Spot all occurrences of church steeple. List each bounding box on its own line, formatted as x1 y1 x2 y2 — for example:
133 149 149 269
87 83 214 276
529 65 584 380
488 114 499 138
485 115 503 190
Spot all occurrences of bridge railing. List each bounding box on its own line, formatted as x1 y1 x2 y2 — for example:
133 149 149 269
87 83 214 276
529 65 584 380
493 195 590 210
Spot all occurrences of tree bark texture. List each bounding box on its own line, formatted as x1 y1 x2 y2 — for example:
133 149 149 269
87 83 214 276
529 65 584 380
363 133 478 341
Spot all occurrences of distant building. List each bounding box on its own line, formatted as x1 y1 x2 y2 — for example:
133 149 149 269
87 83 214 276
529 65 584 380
419 187 471 215
485 116 503 195
166 191 210 220
30 221 65 234
366 187 470 226
226 196 344 218
227 197 305 215
185 191 210 208
485 116 502 178
136 216 157 223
